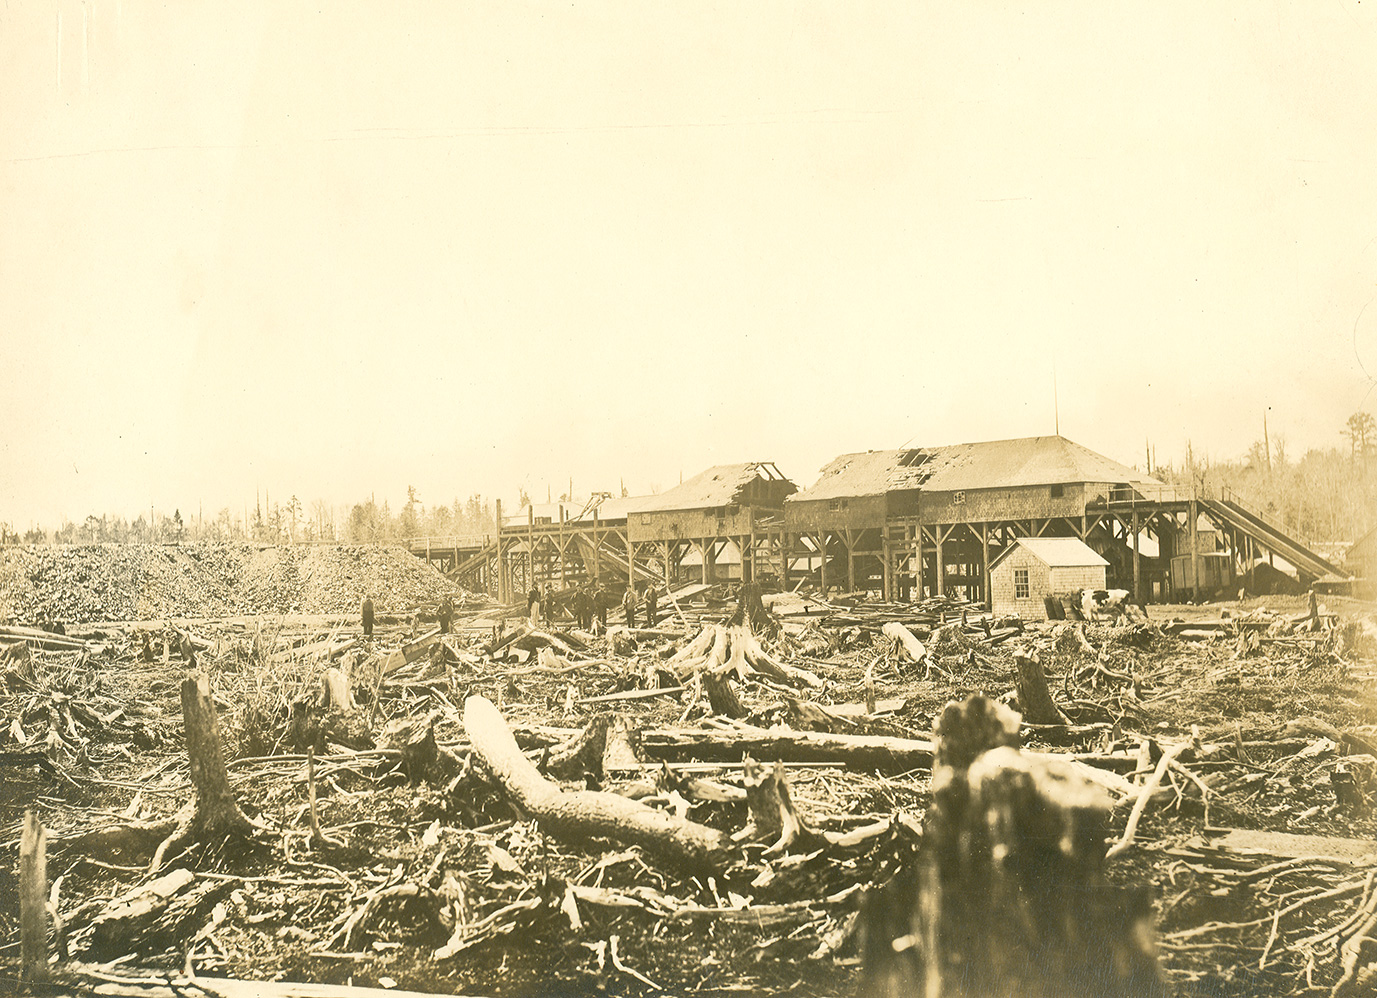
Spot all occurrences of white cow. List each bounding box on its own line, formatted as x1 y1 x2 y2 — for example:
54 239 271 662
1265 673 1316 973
1080 588 1148 622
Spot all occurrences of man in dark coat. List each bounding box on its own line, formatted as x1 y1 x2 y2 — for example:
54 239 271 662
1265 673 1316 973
594 584 609 628
438 594 455 634
645 586 659 627
573 586 594 630
361 596 375 638
622 585 638 629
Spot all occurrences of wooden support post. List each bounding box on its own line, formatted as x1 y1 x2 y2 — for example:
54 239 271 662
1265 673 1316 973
747 526 756 582
818 532 827 595
882 532 893 601
593 507 602 584
1188 499 1202 601
846 529 856 592
20 810 48 981
1132 511 1142 604
704 538 716 585
527 506 535 591
494 499 506 602
558 506 566 588
935 525 946 597
780 531 789 589
628 538 636 589
980 523 991 610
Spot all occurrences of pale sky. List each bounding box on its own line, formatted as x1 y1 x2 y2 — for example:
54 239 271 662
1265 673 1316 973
3 2 1376 528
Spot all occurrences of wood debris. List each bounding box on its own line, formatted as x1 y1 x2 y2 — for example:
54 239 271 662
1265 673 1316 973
0 582 1374 996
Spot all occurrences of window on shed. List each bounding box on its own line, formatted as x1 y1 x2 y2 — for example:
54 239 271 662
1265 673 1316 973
828 499 842 511
953 491 966 505
1050 484 1065 498
640 514 652 524
1014 568 1030 599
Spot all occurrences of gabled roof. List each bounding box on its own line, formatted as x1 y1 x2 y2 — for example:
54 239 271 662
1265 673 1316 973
623 462 793 514
990 536 1109 573
789 436 1158 502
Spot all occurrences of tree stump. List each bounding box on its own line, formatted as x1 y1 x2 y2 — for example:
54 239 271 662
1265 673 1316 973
150 672 256 872
1012 646 1068 724
703 670 747 719
859 695 1163 998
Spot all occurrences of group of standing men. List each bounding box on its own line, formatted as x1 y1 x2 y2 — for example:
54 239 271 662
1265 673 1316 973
621 584 659 629
565 581 661 630
361 583 663 640
360 593 457 638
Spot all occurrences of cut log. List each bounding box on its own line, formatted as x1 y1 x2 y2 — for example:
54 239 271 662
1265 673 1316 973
1012 646 1068 725
0 624 91 652
639 723 935 772
859 695 1164 998
881 621 927 665
382 628 442 674
464 695 734 872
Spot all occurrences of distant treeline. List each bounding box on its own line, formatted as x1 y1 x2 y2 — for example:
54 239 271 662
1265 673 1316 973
0 487 501 547
1155 411 1376 545
5 413 1373 548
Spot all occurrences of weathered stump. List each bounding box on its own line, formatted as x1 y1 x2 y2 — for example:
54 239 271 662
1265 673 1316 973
1012 646 1068 724
703 669 747 718
859 695 1163 998
150 672 257 872
20 810 48 980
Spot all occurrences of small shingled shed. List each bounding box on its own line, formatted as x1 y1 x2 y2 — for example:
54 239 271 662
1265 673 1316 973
988 537 1108 620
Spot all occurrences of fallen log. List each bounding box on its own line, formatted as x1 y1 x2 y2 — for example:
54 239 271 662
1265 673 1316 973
381 627 442 675
85 868 235 960
464 695 734 872
71 969 490 998
639 723 936 772
0 624 92 652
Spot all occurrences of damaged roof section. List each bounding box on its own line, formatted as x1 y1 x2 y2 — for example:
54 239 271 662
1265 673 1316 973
790 435 1159 503
624 462 794 514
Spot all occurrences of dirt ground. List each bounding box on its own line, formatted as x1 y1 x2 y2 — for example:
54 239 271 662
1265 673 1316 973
2 577 1376 997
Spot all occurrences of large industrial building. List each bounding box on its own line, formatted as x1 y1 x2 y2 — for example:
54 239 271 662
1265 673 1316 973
412 435 1344 606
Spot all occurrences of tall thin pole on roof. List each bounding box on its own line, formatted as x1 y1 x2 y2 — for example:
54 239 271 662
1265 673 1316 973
1053 364 1060 436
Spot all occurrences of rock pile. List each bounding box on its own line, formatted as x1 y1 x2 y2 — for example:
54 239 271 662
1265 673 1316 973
0 543 466 624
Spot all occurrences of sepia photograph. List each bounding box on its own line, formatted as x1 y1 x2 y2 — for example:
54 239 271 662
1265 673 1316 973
2 3 1376 995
